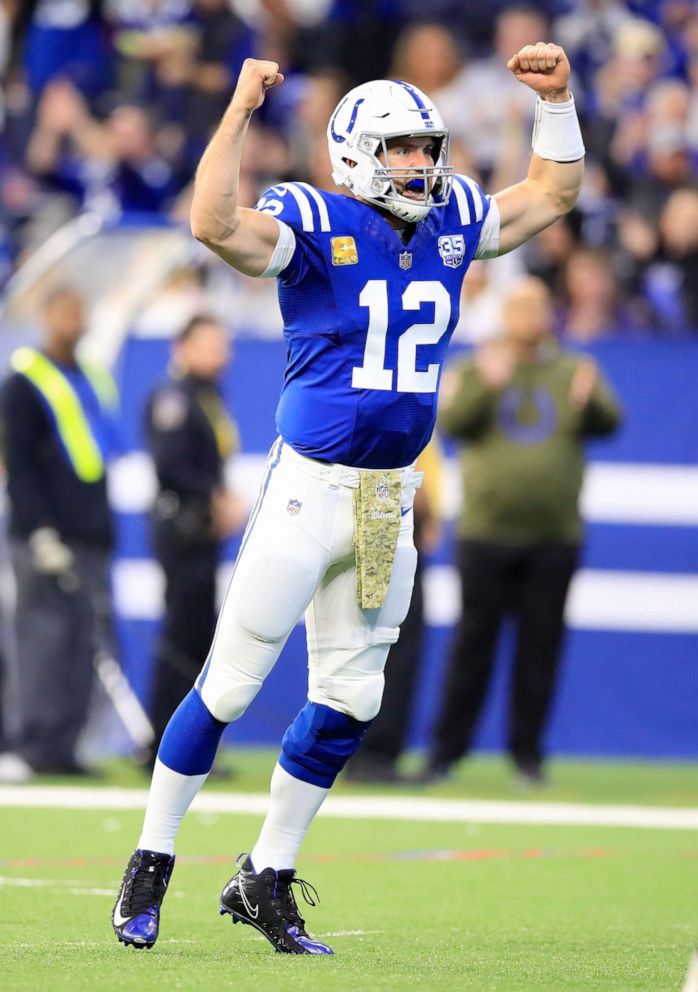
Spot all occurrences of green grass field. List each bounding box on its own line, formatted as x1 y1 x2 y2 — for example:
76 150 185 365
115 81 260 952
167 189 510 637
2 752 697 991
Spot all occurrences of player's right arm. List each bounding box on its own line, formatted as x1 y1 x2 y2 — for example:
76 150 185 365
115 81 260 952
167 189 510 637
190 59 285 276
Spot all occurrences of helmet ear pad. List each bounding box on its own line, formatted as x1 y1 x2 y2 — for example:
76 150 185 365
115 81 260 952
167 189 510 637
327 79 454 222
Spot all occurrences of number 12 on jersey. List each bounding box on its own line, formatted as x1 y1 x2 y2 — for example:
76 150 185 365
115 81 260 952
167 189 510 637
352 280 451 394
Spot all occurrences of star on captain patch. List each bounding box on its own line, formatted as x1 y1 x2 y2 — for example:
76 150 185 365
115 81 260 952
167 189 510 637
398 250 412 269
331 236 358 266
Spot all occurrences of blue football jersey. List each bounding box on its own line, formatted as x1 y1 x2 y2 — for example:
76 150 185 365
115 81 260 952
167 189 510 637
255 178 494 469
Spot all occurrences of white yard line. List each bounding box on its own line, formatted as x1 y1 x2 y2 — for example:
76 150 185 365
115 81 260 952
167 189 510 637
11 939 195 948
321 930 382 937
1 785 698 830
0 877 128 897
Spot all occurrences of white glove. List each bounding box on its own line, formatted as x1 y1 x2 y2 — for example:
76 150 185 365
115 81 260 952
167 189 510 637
29 527 74 575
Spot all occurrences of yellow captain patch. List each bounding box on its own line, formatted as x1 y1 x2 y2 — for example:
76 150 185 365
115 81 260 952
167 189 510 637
331 236 358 266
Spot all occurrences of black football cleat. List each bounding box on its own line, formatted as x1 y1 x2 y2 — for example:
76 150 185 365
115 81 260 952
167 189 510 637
219 854 333 955
112 848 175 949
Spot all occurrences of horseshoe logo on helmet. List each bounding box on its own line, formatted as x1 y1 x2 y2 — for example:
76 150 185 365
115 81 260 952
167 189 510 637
329 97 365 144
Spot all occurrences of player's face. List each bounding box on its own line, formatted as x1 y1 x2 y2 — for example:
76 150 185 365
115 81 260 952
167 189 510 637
378 136 438 200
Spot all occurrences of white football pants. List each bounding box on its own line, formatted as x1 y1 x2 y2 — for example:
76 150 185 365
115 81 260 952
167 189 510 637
197 438 421 724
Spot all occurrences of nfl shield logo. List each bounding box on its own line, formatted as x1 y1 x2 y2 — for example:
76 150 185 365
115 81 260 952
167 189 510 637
376 482 390 501
398 251 412 270
286 498 302 515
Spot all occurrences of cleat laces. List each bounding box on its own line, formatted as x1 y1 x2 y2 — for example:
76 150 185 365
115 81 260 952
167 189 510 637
280 875 320 931
122 854 170 917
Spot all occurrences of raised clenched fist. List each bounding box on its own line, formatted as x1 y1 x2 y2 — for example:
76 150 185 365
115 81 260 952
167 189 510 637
507 43 570 100
230 58 285 115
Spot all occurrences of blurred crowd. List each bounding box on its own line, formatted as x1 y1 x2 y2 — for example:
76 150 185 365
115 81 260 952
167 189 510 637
0 0 697 339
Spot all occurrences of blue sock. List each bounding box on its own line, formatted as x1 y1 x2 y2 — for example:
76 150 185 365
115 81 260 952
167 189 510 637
157 689 227 776
279 701 370 788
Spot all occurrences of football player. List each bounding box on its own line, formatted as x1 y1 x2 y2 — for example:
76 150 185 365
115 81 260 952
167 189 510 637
113 45 584 955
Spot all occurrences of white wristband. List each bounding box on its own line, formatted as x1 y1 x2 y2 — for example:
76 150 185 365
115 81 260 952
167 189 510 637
531 94 585 163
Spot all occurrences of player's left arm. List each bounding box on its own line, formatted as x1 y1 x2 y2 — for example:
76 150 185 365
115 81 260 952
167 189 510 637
492 44 584 256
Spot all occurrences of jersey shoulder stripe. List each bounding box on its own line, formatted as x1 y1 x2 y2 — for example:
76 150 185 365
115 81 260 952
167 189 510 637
459 175 486 222
452 179 472 225
452 174 489 226
282 182 316 231
292 182 331 232
258 182 331 234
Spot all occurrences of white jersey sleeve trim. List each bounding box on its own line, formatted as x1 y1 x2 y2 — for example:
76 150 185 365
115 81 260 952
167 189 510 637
474 197 500 260
260 218 297 278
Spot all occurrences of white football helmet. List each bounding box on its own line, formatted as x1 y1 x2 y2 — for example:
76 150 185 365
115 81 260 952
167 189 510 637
327 79 454 223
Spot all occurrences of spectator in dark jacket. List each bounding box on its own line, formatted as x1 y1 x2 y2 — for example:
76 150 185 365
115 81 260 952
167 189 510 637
144 314 245 762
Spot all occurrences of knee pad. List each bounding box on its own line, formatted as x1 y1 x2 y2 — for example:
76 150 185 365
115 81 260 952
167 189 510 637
310 655 386 723
345 669 385 722
198 628 283 723
201 672 263 724
279 701 370 788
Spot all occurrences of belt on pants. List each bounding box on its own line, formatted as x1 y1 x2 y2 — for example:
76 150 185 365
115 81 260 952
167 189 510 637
278 440 424 492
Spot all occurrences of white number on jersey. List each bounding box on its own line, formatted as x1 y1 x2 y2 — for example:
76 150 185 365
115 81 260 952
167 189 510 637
256 194 284 216
351 280 451 393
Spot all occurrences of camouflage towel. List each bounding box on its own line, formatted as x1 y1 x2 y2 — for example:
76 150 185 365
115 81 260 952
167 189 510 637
353 470 402 609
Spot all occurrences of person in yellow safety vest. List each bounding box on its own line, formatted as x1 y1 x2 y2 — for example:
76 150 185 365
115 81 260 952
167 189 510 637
0 285 121 782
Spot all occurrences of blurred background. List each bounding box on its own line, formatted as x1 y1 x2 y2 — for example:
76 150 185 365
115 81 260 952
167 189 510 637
0 0 696 767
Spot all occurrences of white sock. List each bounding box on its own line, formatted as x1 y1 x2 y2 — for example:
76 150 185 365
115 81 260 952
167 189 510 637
137 759 209 855
250 763 329 872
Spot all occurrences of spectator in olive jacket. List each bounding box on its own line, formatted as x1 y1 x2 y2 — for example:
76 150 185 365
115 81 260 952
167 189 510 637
420 276 622 787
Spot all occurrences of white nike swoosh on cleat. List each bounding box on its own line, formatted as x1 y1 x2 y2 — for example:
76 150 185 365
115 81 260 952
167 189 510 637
112 890 131 928
238 883 259 919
